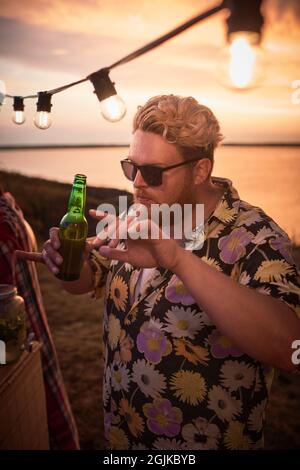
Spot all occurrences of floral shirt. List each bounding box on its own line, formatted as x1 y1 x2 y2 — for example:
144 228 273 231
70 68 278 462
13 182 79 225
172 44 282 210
90 176 300 450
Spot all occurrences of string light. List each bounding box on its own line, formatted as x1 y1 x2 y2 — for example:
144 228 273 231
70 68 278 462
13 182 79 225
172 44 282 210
1 0 268 129
12 96 25 125
88 69 126 122
34 92 52 130
216 0 265 90
0 80 6 108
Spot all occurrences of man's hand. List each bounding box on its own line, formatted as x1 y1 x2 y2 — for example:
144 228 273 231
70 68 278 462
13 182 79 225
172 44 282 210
89 208 184 271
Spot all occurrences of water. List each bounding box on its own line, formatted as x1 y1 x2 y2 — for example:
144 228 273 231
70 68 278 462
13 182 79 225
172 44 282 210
0 145 299 243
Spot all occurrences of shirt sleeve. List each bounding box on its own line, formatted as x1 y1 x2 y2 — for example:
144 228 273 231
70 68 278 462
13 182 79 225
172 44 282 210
0 222 22 284
88 248 111 299
237 236 300 319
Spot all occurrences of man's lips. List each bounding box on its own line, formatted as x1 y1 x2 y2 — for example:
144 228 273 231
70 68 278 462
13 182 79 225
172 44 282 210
134 194 154 203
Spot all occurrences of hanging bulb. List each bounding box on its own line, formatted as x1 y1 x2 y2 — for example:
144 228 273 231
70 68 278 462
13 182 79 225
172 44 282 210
216 0 265 90
34 111 52 129
99 94 126 122
13 110 26 125
0 80 6 109
12 96 25 125
34 92 52 129
88 68 127 122
216 32 265 90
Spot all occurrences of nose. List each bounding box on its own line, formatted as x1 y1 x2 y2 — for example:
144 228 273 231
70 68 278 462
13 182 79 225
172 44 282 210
133 169 147 188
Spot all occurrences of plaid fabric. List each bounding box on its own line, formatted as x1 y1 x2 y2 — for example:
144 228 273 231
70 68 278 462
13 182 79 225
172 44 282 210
0 191 80 450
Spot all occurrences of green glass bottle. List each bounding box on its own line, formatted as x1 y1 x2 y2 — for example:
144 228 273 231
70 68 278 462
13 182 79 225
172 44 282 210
56 174 88 281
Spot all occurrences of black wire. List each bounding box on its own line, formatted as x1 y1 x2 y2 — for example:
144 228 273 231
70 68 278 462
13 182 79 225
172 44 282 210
4 1 226 100
46 77 88 95
108 3 225 70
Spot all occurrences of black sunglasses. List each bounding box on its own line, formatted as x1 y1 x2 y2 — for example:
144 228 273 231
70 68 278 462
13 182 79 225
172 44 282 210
120 156 204 187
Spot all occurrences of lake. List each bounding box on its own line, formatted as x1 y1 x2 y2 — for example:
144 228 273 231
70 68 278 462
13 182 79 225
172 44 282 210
0 145 299 243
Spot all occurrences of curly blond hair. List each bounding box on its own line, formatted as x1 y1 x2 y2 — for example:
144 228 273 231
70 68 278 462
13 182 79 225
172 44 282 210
133 95 223 162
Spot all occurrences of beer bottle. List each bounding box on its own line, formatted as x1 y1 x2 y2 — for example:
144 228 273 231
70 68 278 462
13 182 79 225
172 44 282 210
56 174 88 281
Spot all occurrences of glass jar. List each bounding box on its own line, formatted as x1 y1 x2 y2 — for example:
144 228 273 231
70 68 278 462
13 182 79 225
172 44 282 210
0 285 27 364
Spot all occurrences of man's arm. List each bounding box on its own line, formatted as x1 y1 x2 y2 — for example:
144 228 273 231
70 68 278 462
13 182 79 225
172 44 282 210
173 248 300 372
93 211 300 371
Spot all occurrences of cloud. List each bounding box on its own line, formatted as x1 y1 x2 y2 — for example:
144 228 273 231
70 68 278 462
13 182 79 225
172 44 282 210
0 16 139 74
0 15 218 86
0 0 219 38
1 0 299 145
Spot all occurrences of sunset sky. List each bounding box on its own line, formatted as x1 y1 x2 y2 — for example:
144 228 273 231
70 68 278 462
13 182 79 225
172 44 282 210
0 0 300 145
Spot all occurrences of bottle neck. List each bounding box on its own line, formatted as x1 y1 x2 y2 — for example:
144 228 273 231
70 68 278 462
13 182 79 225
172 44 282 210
67 175 86 217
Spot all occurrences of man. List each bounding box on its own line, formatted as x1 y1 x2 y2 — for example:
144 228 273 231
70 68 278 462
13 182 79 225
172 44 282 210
17 95 300 450
0 187 79 449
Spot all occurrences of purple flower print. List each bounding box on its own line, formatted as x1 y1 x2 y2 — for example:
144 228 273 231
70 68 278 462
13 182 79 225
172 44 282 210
269 237 294 265
218 227 253 264
137 322 170 363
143 398 182 437
207 329 242 359
104 411 113 440
165 276 195 305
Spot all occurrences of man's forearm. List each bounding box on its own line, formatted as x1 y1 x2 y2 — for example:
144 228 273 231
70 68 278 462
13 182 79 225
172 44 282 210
173 248 300 371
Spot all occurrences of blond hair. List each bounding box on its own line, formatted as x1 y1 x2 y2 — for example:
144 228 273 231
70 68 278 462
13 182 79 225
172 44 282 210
133 94 223 162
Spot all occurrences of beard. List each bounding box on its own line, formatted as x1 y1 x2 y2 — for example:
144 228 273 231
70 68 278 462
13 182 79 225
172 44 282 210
131 170 198 236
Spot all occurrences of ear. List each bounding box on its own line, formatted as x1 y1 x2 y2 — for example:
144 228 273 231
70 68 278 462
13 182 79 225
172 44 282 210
193 158 212 184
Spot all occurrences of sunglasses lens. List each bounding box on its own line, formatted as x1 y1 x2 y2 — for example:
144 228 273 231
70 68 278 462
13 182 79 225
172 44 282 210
121 160 163 186
140 166 162 186
121 161 136 181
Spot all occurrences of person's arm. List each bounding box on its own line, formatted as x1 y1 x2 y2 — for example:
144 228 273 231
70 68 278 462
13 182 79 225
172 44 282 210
15 225 110 296
92 209 300 371
172 248 300 372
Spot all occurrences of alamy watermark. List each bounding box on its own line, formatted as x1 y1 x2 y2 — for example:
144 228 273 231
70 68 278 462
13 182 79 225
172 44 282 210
94 196 204 246
291 339 300 366
0 340 6 365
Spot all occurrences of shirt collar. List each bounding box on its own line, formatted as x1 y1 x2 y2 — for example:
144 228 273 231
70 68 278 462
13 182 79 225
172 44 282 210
183 177 240 250
208 176 240 226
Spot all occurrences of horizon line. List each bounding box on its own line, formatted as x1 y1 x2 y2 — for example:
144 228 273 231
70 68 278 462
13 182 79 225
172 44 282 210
1 142 300 150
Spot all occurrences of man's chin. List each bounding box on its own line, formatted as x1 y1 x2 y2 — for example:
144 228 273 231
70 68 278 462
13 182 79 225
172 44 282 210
134 196 155 206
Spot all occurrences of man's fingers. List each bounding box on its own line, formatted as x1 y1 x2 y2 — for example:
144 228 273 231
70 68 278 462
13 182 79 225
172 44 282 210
99 245 129 263
90 209 117 247
89 209 115 222
108 238 120 248
85 238 96 252
42 249 59 274
15 250 44 263
49 227 60 249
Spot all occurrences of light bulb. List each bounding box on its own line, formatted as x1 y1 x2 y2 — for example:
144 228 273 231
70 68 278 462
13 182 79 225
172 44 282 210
12 96 25 125
0 80 6 108
34 111 52 130
216 32 265 90
34 92 53 129
13 110 25 125
100 94 127 122
88 69 127 123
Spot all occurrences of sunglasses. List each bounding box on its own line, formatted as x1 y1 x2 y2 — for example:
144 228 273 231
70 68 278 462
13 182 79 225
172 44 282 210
120 156 204 187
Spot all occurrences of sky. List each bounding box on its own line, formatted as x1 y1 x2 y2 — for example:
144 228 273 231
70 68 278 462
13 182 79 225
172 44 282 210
0 0 300 145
